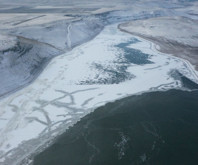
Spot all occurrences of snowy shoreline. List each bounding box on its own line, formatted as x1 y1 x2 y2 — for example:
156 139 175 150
118 17 198 71
1 23 198 165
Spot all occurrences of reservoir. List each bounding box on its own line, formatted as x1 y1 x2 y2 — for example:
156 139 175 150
33 87 198 165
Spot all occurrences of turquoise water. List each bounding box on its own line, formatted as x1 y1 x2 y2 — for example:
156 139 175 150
116 38 153 65
79 38 154 85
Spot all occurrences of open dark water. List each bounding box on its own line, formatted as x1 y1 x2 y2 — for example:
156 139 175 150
33 79 198 165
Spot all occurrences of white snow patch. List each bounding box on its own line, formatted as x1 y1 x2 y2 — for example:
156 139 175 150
0 34 17 51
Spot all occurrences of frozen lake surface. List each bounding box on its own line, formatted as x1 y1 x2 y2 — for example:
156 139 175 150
0 24 198 164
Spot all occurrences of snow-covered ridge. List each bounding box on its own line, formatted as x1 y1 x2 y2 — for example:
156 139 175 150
118 16 198 71
119 16 198 47
0 34 17 51
0 35 62 98
0 16 105 98
8 16 104 50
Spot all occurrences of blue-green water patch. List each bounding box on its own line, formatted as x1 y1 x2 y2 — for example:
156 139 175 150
116 38 153 65
79 38 153 85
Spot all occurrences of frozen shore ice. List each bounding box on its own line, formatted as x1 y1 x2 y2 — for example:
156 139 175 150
0 23 198 165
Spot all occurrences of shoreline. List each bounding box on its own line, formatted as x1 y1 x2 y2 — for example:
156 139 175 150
24 86 198 165
33 89 198 165
1 23 198 165
118 24 198 78
22 24 198 164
